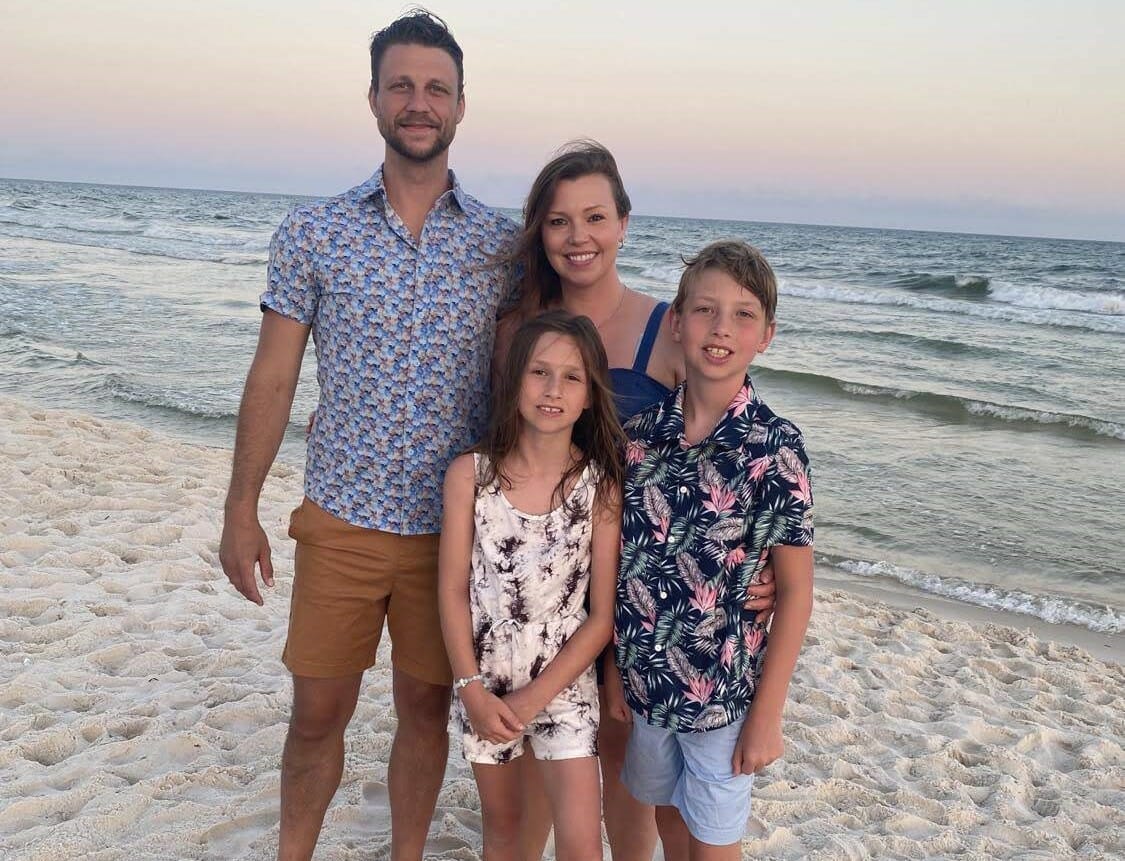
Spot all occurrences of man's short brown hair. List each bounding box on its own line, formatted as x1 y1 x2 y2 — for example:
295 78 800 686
672 240 779 322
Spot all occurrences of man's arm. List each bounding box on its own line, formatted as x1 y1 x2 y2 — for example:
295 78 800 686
219 310 311 605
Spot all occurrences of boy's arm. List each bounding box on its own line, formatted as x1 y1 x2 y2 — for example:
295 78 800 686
504 484 621 724
733 543 813 775
437 455 523 744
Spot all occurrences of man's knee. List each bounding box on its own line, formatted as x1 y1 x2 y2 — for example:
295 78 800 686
392 669 451 733
289 674 362 741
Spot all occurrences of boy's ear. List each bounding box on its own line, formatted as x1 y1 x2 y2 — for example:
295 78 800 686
758 320 777 353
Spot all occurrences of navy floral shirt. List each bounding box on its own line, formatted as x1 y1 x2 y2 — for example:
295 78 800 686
614 374 814 732
262 168 517 534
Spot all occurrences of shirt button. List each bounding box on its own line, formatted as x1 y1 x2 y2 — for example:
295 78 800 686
659 591 668 599
679 486 690 495
654 644 663 652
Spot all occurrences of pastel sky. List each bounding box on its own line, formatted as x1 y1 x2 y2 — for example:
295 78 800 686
3 0 1123 240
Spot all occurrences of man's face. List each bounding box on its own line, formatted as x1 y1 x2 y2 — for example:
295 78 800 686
369 43 464 163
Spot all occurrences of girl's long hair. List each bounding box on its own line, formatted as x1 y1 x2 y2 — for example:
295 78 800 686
478 310 625 515
500 140 632 321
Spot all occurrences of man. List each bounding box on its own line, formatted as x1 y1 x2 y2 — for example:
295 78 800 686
219 11 516 860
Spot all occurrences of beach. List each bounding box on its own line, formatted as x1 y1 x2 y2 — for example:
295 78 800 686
3 396 1121 860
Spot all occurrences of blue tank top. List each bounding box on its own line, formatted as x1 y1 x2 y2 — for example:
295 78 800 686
609 302 673 422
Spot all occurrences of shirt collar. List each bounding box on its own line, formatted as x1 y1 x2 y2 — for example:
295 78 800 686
648 373 763 450
356 165 469 212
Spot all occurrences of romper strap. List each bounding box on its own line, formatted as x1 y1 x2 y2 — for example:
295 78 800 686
632 301 670 373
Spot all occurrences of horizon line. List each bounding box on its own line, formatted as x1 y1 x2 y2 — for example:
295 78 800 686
2 173 1122 247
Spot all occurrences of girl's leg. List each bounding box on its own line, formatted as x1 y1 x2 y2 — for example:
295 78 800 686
518 749 553 860
537 756 604 861
598 687 659 861
473 759 525 861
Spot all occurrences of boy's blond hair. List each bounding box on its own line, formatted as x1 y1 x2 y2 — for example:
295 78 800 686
672 240 779 323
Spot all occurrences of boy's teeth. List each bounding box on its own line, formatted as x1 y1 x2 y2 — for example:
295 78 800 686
705 347 731 357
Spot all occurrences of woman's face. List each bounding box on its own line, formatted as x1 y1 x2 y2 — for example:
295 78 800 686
541 174 628 293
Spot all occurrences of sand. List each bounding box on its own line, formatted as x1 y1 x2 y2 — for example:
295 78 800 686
1 396 1122 860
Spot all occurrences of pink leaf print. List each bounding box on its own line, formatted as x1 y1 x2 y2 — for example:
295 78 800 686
701 483 737 516
724 546 747 571
777 447 812 505
625 440 646 465
685 675 716 705
729 383 756 416
689 580 719 614
743 624 765 655
747 455 771 482
720 635 737 669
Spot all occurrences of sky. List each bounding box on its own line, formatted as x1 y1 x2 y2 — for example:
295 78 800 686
3 0 1123 240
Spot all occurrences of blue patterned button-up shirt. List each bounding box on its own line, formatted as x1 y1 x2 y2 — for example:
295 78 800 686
261 168 518 534
614 375 814 732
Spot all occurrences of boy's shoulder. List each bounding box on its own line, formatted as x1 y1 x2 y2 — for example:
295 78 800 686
747 393 808 456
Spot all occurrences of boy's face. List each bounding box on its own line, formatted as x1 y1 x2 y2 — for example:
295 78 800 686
671 268 776 387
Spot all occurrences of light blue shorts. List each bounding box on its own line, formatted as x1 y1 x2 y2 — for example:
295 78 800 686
621 711 753 846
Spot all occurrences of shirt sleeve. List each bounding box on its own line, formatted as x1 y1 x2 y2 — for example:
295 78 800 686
260 209 318 324
767 430 814 547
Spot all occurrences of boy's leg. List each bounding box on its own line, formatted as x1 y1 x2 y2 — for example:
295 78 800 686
537 756 603 861
473 759 529 861
671 718 752 854
598 687 658 861
654 805 691 861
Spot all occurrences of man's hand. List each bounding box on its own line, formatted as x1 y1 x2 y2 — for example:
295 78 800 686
219 510 274 606
732 710 783 776
462 684 524 744
744 558 778 625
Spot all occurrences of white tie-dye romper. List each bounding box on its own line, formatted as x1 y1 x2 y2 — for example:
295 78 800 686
453 453 600 765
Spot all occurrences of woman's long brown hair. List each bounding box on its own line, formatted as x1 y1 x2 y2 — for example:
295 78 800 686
499 140 632 321
478 310 625 515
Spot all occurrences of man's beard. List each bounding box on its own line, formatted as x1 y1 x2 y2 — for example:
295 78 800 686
381 116 454 163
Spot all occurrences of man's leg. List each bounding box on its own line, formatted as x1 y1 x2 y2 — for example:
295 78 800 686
278 672 364 861
388 668 453 861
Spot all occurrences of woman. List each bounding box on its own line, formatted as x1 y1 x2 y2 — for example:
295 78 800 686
495 140 673 861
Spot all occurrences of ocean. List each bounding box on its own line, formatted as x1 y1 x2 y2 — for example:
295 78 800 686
1 177 1122 635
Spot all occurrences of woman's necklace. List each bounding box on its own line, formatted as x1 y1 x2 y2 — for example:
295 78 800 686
590 285 628 331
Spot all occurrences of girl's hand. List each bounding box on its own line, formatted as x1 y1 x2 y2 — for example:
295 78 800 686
732 711 783 775
744 558 777 625
461 686 524 745
502 688 541 727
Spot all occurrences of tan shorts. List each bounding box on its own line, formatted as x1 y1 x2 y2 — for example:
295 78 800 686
282 497 452 685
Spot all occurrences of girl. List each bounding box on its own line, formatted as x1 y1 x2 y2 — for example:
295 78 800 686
438 311 625 861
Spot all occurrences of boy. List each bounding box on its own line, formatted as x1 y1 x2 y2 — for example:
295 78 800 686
604 240 814 859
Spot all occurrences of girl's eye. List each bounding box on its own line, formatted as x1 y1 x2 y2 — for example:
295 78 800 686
567 374 584 383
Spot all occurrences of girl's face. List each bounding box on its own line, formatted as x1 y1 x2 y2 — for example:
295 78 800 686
518 333 591 435
540 174 628 294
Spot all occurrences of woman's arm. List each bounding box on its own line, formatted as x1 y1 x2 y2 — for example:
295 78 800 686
732 543 813 775
438 454 523 743
504 484 622 723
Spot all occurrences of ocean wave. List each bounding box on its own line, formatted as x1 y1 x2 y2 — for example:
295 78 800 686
105 374 239 420
0 225 268 266
755 367 1124 440
893 273 991 296
988 283 1125 315
638 263 686 283
827 557 1124 634
779 280 1125 334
